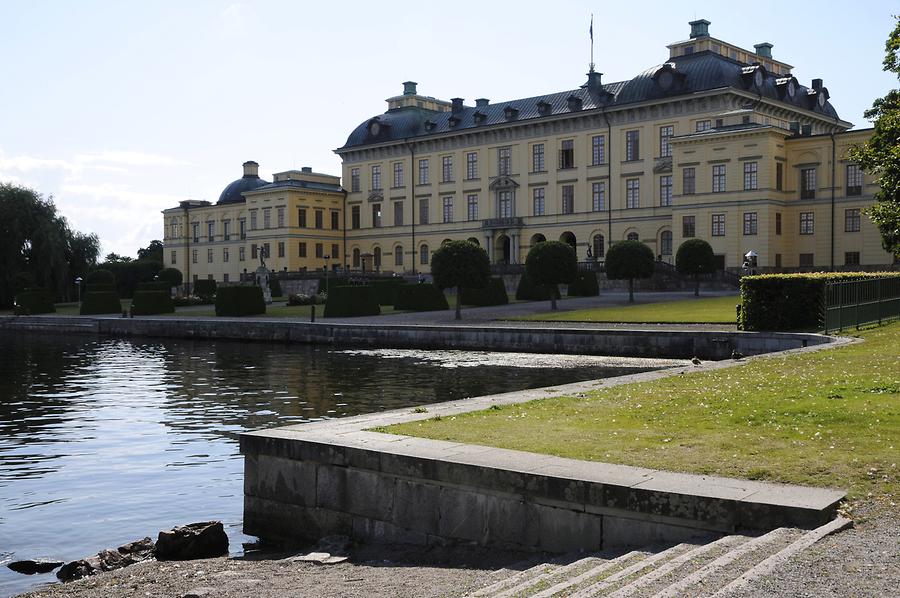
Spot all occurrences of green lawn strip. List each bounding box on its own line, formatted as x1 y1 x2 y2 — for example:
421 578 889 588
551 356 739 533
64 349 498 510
382 323 900 503
514 294 739 323
158 304 406 318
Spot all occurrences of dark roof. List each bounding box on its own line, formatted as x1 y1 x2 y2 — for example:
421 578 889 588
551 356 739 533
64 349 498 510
217 174 271 205
248 179 344 194
339 51 840 151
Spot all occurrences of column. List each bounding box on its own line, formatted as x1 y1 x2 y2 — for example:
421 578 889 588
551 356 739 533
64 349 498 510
511 232 520 264
484 233 493 264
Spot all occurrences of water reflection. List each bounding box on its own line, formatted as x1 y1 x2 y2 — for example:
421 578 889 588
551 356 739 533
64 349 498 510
0 331 678 597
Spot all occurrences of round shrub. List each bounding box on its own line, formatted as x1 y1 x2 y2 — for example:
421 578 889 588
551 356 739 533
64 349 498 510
215 286 265 317
675 239 716 296
525 241 577 310
605 240 655 303
80 291 122 315
157 268 183 287
515 271 560 301
130 290 174 315
324 285 380 317
394 284 449 312
460 278 509 306
566 271 600 297
14 288 55 315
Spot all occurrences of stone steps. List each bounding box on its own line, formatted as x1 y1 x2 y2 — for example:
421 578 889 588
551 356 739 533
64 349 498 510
470 518 852 597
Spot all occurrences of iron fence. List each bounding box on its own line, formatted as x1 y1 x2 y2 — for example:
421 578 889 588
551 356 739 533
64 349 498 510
823 276 900 333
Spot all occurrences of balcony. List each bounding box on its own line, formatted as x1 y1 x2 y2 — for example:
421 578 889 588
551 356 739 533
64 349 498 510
482 217 524 229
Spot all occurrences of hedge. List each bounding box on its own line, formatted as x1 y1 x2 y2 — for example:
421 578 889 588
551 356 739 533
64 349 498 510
371 279 407 305
14 288 55 315
318 277 350 293
85 269 115 287
215 286 265 317
194 279 217 299
394 283 449 312
460 278 509 306
130 290 174 315
136 281 172 292
567 270 600 297
739 272 900 331
515 271 560 301
80 291 122 315
324 285 380 317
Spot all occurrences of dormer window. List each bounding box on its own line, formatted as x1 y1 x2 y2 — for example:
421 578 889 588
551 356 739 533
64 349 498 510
474 111 487 124
424 120 436 132
653 63 684 92
448 115 460 128
504 106 519 120
537 101 551 116
775 77 798 100
741 65 766 90
566 95 583 111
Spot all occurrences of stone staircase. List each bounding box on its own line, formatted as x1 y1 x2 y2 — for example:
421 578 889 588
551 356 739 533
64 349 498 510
470 517 851 598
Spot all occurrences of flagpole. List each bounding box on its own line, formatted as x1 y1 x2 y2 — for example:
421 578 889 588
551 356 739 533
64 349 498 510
589 14 595 72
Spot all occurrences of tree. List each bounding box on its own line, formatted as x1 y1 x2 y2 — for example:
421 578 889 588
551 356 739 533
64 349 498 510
605 240 655 303
430 240 490 320
675 239 716 296
849 16 900 258
104 252 133 263
524 241 577 310
137 240 164 262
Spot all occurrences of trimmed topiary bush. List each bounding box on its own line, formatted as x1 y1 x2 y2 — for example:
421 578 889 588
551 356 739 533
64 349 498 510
431 240 491 319
215 286 265 317
394 283 449 312
324 285 380 317
524 241 578 310
318 277 350 294
157 267 183 287
566 270 600 297
80 291 122 315
130 290 175 315
14 288 55 315
515 271 561 301
371 279 407 305
460 278 509 306
676 239 716 296
194 279 217 300
605 240 655 303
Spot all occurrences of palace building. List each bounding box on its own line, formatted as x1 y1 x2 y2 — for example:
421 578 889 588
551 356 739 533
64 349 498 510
163 19 894 283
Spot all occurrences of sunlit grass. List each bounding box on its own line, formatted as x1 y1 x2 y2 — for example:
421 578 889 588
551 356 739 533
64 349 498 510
514 294 739 323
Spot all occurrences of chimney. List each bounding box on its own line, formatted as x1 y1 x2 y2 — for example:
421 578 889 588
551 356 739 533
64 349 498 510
301 166 312 173
811 78 823 91
584 70 603 92
451 98 464 113
475 98 489 108
403 81 418 95
754 43 773 59
243 161 259 178
689 19 710 39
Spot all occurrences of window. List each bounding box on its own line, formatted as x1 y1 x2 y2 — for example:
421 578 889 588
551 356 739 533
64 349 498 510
315 243 323 258
331 211 339 230
351 205 360 229
467 195 478 221
374 248 381 269
467 152 478 179
249 244 256 260
593 234 605 257
845 208 861 232
711 213 725 236
845 251 860 266
263 208 271 229
776 162 784 190
207 248 213 263
498 190 513 218
351 168 360 192
799 253 814 268
800 211 815 235
223 220 231 241
627 232 639 241
394 245 404 267
419 198 429 224
207 222 214 242
394 201 404 226
775 253 782 268
223 273 229 283
315 210 323 229
626 178 640 208
591 135 605 165
846 164 863 196
298 242 307 257
743 212 758 235
683 167 696 195
250 212 257 230
372 204 382 228
442 197 453 223
418 159 429 184
561 185 574 214
659 175 672 206
298 208 307 228
532 143 545 172
239 246 245 261
801 168 816 199
625 130 640 161
192 249 198 263
277 241 285 258
352 248 360 268
533 188 545 216
696 120 711 132
559 139 574 169
393 162 403 187
591 182 605 211
170 250 176 264
331 244 339 258
239 218 246 240
170 220 178 239
712 164 726 193
498 147 511 176
441 156 453 182
743 162 758 190
277 207 285 228
420 244 429 265
660 230 673 256
659 125 674 158
715 118 724 128
192 222 199 242
263 243 270 259
371 165 382 190
775 212 782 235
682 215 695 238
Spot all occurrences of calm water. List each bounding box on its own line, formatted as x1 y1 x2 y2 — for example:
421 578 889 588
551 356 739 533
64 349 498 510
0 331 678 597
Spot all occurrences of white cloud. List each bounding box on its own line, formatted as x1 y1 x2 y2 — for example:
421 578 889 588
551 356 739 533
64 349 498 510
218 3 255 37
73 151 190 168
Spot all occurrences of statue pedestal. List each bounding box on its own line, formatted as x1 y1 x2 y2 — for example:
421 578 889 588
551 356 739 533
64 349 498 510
255 265 272 304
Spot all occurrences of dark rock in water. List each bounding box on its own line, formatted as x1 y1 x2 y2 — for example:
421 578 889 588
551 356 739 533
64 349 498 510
96 549 127 571
57 557 100 581
7 559 64 575
56 536 157 581
155 521 228 561
117 537 154 564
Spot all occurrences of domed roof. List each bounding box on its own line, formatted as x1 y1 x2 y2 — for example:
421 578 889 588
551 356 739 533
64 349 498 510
217 161 271 205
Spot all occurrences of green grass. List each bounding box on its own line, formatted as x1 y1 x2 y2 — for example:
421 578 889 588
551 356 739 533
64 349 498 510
383 323 900 505
515 294 739 323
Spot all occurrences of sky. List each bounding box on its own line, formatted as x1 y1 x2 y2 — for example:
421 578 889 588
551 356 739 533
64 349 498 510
1 0 897 258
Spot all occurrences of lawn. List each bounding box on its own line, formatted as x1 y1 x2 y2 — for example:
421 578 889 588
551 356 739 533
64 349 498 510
383 322 900 505
159 303 406 318
515 294 739 323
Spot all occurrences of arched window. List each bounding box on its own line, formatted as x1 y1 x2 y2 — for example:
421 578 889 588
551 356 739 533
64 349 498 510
352 248 361 268
593 234 605 257
374 247 382 269
467 237 480 246
627 232 639 242
660 230 673 256
394 245 404 267
420 244 429 265
441 238 452 245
